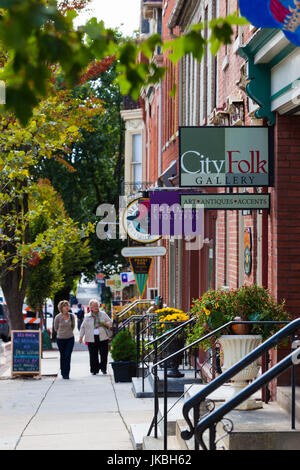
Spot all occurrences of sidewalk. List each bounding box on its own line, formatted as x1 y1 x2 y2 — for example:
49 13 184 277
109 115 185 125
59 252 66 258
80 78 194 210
0 342 155 450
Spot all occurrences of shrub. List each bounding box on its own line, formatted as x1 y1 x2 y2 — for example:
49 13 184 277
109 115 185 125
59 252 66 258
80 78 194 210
110 330 136 363
187 285 290 349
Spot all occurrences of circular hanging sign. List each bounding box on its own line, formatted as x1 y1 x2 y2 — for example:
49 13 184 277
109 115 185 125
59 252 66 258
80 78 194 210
123 198 161 244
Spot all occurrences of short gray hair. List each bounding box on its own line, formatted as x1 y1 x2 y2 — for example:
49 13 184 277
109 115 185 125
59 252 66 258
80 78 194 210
89 299 99 309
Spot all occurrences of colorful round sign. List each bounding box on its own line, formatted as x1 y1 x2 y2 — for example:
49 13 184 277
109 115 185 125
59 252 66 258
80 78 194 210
123 198 161 244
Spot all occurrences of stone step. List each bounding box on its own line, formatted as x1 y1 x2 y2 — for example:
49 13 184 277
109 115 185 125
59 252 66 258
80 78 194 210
142 435 180 451
184 382 263 406
130 423 161 450
133 382 300 450
132 368 201 398
129 397 184 449
277 386 300 423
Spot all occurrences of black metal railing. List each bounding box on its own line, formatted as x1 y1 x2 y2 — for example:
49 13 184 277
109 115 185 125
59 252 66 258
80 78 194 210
148 319 295 450
114 299 154 333
140 317 196 394
180 318 300 450
195 344 300 450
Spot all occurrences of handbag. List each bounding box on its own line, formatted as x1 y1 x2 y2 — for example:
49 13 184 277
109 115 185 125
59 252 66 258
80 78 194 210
104 326 113 339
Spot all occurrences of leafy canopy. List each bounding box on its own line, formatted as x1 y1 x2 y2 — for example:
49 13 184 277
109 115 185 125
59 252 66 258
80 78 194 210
0 1 249 124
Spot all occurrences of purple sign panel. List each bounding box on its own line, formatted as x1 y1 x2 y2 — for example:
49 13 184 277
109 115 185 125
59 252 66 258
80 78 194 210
149 191 204 236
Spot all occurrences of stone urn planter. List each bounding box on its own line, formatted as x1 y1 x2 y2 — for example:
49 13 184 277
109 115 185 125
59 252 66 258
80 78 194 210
166 334 185 378
219 335 263 410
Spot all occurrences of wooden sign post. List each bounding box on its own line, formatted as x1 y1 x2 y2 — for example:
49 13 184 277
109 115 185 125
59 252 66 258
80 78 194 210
11 330 41 377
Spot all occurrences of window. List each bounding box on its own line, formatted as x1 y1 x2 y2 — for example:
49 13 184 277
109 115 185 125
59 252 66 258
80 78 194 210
132 133 142 190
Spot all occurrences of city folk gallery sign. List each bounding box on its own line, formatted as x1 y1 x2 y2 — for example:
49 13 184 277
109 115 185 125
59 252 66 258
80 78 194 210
179 127 273 188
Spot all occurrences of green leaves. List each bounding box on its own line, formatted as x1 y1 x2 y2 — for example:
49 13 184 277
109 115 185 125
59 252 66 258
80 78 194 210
0 1 250 125
164 29 206 64
210 13 249 54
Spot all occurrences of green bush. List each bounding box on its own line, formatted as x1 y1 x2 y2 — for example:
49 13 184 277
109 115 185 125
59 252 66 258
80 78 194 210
187 285 291 349
110 330 136 363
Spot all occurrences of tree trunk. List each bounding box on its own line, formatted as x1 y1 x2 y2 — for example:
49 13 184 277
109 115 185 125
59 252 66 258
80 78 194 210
52 287 71 340
0 182 29 331
1 265 28 330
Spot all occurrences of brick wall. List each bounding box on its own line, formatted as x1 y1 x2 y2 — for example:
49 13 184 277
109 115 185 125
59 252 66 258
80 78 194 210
271 114 300 317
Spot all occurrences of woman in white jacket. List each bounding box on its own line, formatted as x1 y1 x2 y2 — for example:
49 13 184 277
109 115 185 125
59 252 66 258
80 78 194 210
79 299 112 375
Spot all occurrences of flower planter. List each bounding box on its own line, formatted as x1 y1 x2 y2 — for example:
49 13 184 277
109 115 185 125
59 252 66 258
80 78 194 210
219 334 263 410
231 316 251 335
110 360 137 383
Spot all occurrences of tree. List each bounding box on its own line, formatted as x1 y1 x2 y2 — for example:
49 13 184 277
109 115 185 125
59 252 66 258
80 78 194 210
34 58 126 279
26 179 90 316
0 88 100 329
0 0 248 125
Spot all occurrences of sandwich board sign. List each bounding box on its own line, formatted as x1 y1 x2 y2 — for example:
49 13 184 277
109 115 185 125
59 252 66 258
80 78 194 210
129 257 153 298
11 330 41 376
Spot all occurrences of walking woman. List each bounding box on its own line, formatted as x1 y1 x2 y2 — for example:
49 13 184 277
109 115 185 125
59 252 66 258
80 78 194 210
54 300 75 379
79 299 112 375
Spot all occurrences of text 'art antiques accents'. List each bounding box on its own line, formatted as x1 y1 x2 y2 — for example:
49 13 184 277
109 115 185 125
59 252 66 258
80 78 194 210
179 126 273 188
181 193 270 210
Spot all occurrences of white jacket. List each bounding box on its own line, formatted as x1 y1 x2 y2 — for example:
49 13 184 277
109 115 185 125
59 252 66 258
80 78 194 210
79 311 113 342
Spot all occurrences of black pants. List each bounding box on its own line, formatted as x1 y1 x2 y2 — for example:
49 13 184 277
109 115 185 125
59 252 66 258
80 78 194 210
88 336 109 374
56 336 74 379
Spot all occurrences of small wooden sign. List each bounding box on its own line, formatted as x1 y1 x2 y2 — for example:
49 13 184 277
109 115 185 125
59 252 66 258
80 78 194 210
11 330 41 376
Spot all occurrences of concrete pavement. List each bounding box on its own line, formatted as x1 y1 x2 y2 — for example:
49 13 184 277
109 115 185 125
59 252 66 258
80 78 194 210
0 341 156 450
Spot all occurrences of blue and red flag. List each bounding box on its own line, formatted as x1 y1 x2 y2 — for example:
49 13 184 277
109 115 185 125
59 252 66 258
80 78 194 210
239 0 300 46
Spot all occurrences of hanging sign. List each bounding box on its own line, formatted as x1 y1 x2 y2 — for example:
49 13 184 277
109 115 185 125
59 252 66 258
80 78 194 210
106 274 126 291
122 246 167 257
180 193 270 210
179 126 273 188
239 0 300 47
11 330 41 376
123 198 161 244
129 257 153 298
121 272 136 284
244 228 252 276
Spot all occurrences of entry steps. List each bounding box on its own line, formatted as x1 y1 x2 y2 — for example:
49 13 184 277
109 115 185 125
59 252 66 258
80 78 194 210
132 364 202 398
130 385 300 450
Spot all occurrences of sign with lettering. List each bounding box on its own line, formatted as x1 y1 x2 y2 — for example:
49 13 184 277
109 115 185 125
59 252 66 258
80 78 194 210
11 330 41 376
129 257 153 298
179 126 273 187
123 198 161 244
180 193 270 210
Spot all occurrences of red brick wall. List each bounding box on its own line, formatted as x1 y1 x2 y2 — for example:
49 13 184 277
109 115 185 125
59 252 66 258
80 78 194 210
271 114 300 317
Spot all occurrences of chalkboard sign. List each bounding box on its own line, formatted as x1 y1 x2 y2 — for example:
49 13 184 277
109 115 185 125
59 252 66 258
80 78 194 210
11 330 41 376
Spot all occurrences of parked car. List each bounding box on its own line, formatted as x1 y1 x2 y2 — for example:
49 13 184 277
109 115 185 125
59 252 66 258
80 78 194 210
0 303 10 342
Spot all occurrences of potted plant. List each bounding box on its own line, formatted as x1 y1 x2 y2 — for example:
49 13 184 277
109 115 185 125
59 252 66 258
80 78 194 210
155 308 189 378
110 330 137 382
187 285 290 348
187 288 236 350
187 285 290 409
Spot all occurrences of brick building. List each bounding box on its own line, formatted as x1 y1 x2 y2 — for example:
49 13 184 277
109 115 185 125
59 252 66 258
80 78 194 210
121 0 300 385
